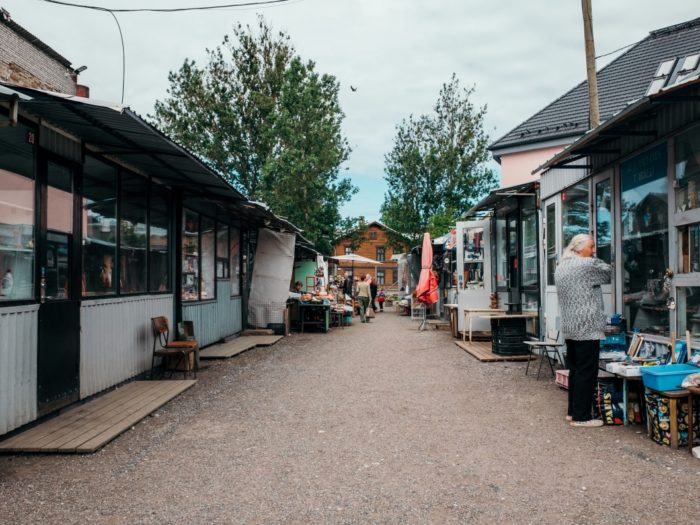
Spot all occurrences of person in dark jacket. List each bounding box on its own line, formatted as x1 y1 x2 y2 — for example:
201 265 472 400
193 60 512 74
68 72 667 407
555 233 612 428
369 276 378 311
342 271 353 299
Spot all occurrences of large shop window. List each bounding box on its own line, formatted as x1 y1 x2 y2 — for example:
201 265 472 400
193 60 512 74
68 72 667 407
216 223 230 279
677 287 700 343
82 157 117 296
621 144 669 335
561 182 589 248
546 203 556 286
181 210 216 301
495 216 507 288
679 223 700 273
675 125 700 212
149 184 171 292
120 174 147 294
182 210 200 301
595 178 613 268
230 227 241 296
0 123 35 301
201 216 216 300
521 201 538 288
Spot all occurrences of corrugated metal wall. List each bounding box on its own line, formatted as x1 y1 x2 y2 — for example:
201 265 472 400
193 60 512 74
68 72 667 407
80 294 174 398
183 280 242 347
0 304 38 435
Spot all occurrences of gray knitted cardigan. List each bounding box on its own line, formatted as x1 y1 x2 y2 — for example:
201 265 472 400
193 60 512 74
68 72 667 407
554 256 612 341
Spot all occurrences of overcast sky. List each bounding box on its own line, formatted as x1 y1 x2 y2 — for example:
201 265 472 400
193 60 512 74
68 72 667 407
2 0 699 220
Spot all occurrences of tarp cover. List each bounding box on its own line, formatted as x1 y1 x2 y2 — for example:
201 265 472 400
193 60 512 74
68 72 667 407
248 229 296 328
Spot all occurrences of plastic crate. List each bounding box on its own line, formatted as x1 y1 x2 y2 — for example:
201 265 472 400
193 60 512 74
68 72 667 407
640 364 698 391
555 369 569 389
601 333 626 347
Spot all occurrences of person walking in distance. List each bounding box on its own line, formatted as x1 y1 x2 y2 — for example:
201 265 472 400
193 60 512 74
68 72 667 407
368 274 378 311
554 233 612 428
355 274 372 323
377 287 386 312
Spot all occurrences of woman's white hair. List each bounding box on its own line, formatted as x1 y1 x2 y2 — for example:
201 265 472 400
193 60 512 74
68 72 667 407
562 233 593 259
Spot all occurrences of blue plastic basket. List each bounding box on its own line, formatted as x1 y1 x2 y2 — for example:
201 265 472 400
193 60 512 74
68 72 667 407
640 364 698 391
602 333 626 346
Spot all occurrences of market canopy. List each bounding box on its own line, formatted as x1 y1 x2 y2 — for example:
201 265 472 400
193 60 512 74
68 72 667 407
328 254 383 265
465 181 538 217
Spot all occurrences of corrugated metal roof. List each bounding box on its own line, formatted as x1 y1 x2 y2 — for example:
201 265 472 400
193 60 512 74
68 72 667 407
466 181 538 216
490 17 700 154
0 82 307 239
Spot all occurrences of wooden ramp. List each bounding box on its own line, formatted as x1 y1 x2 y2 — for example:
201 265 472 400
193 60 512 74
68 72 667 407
200 335 283 359
455 340 534 362
0 380 196 454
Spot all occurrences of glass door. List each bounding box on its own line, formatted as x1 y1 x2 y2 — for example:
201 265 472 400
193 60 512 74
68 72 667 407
506 210 520 311
37 158 80 415
593 171 615 314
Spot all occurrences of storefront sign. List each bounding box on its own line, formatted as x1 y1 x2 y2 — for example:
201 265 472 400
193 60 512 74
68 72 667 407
621 143 667 192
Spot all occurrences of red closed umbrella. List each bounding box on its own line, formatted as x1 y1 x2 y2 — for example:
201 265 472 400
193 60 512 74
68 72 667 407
415 232 438 305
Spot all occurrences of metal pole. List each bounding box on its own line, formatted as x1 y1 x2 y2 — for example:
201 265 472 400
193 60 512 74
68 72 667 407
581 0 600 128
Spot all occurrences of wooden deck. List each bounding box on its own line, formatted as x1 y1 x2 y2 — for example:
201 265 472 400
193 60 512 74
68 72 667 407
0 380 196 454
200 335 283 359
454 341 534 362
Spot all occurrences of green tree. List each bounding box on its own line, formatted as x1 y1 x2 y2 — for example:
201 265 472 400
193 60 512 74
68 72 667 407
380 74 496 245
151 17 354 254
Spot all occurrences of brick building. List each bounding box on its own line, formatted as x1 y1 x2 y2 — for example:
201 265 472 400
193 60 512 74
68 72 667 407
333 221 408 286
0 8 85 95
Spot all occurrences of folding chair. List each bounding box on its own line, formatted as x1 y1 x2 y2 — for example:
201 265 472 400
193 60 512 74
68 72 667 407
524 329 564 379
151 316 198 379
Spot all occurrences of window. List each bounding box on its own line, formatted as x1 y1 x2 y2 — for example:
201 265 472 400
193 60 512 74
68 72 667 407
120 173 147 294
201 216 215 300
675 125 700 212
149 183 171 292
521 200 537 287
621 144 669 335
495 215 507 288
679 223 700 273
344 245 352 255
230 227 240 296
546 203 556 286
0 123 35 301
216 223 229 279
595 178 613 268
182 210 199 301
677 287 700 343
376 269 385 284
369 231 377 240
561 182 589 248
82 156 117 296
376 246 385 262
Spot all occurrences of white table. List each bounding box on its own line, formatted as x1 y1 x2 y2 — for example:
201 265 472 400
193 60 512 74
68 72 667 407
462 308 507 342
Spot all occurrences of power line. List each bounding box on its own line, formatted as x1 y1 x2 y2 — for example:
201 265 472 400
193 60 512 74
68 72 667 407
107 10 125 104
38 0 297 13
595 40 637 60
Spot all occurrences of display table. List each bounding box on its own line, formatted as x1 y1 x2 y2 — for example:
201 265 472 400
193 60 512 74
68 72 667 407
298 302 330 333
688 386 700 454
462 308 506 342
443 304 459 338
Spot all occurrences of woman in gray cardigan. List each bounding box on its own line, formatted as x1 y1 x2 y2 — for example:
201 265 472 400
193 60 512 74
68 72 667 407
555 233 612 428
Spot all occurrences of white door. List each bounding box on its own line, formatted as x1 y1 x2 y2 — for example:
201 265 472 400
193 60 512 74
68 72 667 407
543 197 560 335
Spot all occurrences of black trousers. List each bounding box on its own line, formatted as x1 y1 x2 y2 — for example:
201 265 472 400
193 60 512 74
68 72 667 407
565 339 600 421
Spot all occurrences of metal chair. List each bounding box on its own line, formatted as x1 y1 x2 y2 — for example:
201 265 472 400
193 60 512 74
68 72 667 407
150 316 198 379
524 329 564 379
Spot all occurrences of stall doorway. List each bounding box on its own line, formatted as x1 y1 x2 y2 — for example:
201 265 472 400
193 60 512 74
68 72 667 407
37 158 80 415
506 210 520 311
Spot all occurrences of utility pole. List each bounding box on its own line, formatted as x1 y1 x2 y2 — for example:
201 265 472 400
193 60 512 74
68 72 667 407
581 0 600 128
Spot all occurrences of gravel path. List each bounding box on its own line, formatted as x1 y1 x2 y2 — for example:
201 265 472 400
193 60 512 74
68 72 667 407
1 309 698 524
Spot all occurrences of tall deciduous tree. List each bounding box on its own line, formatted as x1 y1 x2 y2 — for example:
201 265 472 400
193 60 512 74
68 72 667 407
380 75 496 245
151 17 354 254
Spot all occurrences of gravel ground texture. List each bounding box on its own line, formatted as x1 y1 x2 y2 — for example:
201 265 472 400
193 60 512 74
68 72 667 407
1 308 699 524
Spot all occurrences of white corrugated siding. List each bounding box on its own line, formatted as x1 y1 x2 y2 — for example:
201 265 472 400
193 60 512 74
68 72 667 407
80 294 174 398
183 280 242 347
0 304 39 435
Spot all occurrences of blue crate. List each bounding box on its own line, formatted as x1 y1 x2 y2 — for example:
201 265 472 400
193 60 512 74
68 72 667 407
602 333 627 346
640 364 698 391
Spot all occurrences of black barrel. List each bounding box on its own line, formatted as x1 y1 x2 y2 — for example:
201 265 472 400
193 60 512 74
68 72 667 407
491 317 528 355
